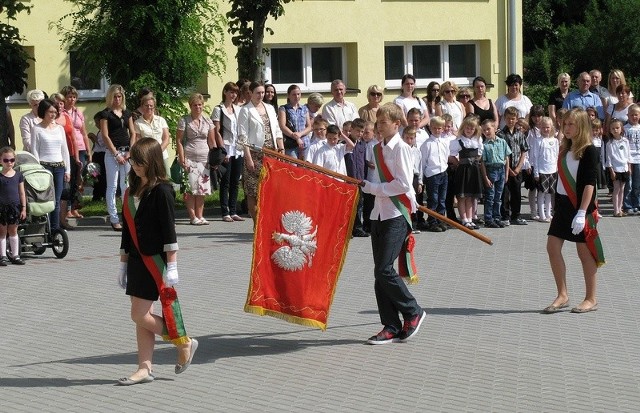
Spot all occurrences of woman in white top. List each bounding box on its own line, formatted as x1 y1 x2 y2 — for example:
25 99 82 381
19 89 45 152
604 69 632 108
435 81 466 132
134 95 170 174
30 99 70 231
211 82 244 223
394 74 429 128
605 85 633 135
495 74 533 129
238 81 284 226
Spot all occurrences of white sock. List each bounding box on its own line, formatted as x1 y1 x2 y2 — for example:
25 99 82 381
537 194 545 220
9 235 20 258
0 236 6 257
545 194 552 218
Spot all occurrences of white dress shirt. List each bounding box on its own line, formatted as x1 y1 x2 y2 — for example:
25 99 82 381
312 142 351 175
321 99 358 128
362 133 417 220
420 134 450 178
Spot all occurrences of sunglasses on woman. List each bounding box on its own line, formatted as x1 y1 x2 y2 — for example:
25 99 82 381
2 158 16 163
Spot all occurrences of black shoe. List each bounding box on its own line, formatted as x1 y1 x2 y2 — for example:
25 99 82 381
352 229 370 237
9 256 25 265
438 223 447 232
426 224 443 232
495 220 505 228
511 218 528 226
473 217 485 225
0 256 8 266
398 310 426 342
485 221 500 228
367 328 400 345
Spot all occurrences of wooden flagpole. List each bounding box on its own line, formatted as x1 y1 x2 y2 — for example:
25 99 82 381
250 146 493 246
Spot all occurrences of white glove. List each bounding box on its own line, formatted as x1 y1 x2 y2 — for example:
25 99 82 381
164 262 179 287
118 262 127 289
571 209 587 235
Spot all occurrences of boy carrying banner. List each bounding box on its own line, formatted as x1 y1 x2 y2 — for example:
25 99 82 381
359 103 426 345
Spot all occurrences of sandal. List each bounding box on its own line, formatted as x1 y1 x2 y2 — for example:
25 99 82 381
222 215 234 222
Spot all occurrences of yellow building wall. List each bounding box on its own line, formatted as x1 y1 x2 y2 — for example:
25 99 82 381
7 0 522 150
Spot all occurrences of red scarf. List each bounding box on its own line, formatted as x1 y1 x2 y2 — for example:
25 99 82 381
123 189 189 344
557 152 605 267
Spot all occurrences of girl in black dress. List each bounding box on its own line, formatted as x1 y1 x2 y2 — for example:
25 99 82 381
543 108 604 314
117 138 198 385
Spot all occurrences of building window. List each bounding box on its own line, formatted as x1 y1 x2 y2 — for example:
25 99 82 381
69 51 109 99
265 45 345 92
384 42 478 88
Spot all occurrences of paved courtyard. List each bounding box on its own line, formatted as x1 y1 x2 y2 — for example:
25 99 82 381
2 190 640 412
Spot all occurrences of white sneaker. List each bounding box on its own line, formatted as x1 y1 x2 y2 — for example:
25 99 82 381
199 218 210 225
190 218 202 225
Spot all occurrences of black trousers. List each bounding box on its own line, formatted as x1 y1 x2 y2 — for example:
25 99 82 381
501 171 523 220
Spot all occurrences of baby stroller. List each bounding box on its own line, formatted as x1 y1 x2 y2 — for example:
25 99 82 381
12 151 69 259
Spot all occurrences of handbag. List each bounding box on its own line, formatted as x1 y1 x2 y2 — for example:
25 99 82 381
170 157 183 183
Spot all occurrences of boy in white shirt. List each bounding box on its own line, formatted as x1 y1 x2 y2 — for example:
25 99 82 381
420 116 450 232
305 117 328 162
402 126 422 234
359 102 425 345
312 124 354 175
623 104 640 214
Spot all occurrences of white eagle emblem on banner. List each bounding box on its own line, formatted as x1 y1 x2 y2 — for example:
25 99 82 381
271 211 318 271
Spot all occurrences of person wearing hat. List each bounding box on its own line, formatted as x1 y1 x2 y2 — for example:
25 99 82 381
494 74 533 129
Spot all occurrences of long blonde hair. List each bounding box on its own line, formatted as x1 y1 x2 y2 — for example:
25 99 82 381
560 108 592 159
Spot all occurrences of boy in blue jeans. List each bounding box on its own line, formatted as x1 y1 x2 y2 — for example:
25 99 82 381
419 116 450 232
480 120 511 228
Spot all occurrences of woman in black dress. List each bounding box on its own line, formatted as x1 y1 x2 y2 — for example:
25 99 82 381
543 108 604 314
117 138 198 385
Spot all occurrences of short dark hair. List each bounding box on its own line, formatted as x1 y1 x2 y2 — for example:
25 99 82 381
505 73 523 86
351 118 366 130
407 107 422 118
37 99 58 119
327 124 341 135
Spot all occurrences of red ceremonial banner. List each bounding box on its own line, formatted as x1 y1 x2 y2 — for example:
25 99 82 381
244 156 359 330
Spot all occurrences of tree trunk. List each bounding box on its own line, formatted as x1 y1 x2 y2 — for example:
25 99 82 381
0 93 8 148
250 15 267 82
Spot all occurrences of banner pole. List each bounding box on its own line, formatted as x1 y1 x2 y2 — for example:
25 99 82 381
247 145 492 246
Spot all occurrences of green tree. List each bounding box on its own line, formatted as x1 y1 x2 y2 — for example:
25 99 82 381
555 0 640 78
54 0 226 134
0 0 33 147
227 0 296 81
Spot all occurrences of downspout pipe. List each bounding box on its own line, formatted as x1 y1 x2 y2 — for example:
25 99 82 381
508 0 517 74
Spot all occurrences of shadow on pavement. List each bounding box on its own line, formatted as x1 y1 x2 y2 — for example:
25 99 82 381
10 326 370 370
359 307 542 316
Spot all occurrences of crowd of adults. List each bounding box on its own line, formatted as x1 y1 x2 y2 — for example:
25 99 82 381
2 68 635 232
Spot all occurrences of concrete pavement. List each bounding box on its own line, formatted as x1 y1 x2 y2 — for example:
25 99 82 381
2 190 640 412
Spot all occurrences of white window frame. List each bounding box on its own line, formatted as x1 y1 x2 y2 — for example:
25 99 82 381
384 42 479 88
69 51 110 100
264 44 347 93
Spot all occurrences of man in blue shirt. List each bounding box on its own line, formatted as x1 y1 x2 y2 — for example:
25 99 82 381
563 72 605 120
